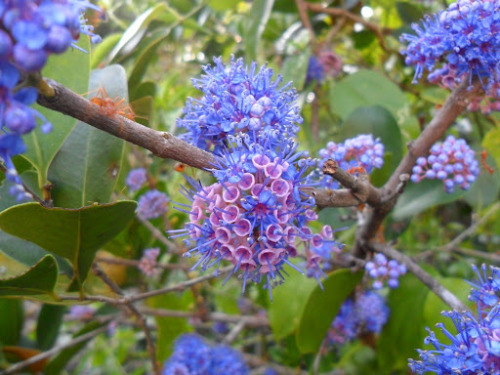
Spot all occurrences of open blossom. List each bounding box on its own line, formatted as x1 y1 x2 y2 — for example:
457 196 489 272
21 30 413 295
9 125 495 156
409 264 500 374
0 0 101 199
177 57 302 155
411 135 480 193
401 0 500 112
170 135 342 296
307 134 384 189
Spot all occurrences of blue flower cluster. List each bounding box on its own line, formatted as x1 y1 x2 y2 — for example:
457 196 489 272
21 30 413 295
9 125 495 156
163 334 249 375
0 0 100 200
126 167 147 191
365 253 407 289
307 134 384 189
177 57 302 155
137 190 169 219
306 50 342 85
327 291 389 346
411 135 480 193
401 0 500 112
409 264 500 374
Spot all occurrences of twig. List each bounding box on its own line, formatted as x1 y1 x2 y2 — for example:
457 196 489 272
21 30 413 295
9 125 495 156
369 243 468 312
0 325 109 375
137 214 179 251
92 264 161 375
296 0 316 43
439 201 500 251
223 319 247 344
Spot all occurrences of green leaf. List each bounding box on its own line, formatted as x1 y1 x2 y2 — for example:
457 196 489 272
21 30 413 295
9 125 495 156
464 149 500 209
296 269 363 353
243 0 275 62
392 179 466 221
269 272 317 340
128 34 166 89
47 65 128 208
329 70 407 121
36 305 67 350
23 37 90 189
209 0 239 11
148 292 194 361
0 299 23 346
0 255 58 297
280 50 311 91
377 274 428 371
45 321 105 375
396 1 424 24
90 33 122 69
0 201 137 292
339 106 403 186
106 4 174 63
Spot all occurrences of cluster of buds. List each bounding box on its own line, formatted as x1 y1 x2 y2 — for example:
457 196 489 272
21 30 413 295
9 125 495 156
365 253 407 289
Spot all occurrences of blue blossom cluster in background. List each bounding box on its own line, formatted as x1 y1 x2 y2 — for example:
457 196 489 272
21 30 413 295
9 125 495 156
365 253 407 289
326 291 389 346
126 167 147 191
307 134 384 190
306 50 342 85
0 0 100 200
409 264 500 374
401 0 500 113
137 189 169 219
411 135 480 193
177 57 302 155
163 334 249 375
172 58 346 296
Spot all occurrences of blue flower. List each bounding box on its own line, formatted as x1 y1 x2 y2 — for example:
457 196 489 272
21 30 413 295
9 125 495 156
177 57 303 155
126 168 147 191
137 190 169 219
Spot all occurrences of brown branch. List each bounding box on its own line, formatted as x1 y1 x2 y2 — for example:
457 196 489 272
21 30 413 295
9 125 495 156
92 264 161 375
370 243 468 311
296 0 316 43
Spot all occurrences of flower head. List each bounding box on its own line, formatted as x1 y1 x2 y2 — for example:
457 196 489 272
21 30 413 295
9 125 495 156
138 248 161 277
177 57 302 155
126 168 147 191
410 135 480 193
137 190 169 219
306 50 342 85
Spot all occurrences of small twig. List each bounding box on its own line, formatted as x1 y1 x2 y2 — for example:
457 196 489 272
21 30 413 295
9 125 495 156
137 215 178 250
0 326 109 375
296 0 316 43
370 243 468 312
439 201 500 251
379 174 410 204
223 319 247 344
92 264 161 375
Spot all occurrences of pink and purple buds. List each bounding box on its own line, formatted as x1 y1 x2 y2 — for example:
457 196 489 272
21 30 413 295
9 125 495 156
138 248 160 277
308 134 384 189
365 253 407 289
170 135 343 297
410 135 480 193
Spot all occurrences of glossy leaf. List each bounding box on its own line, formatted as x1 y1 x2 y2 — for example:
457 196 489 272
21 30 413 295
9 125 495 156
37 305 67 350
269 272 317 340
0 299 23 345
243 0 275 62
23 37 90 189
0 201 137 291
392 179 465 221
0 255 58 296
464 148 500 208
47 65 128 208
339 106 403 186
90 33 122 69
296 269 363 353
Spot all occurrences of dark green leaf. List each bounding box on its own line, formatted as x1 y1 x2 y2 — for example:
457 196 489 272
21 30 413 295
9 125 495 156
396 2 424 24
0 201 137 291
296 269 363 353
269 272 317 340
23 37 90 188
243 0 275 61
392 179 465 221
0 255 58 297
0 299 23 345
339 106 403 186
377 274 428 371
464 152 499 209
36 305 67 350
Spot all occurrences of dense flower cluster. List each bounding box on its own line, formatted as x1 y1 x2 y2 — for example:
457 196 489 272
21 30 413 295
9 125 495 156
365 253 407 289
138 248 160 277
126 168 147 191
171 135 342 296
411 135 480 193
163 334 249 375
0 0 100 200
307 134 384 189
327 291 389 346
401 0 500 113
306 50 342 85
67 305 95 321
177 57 302 155
137 190 169 219
409 264 500 374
